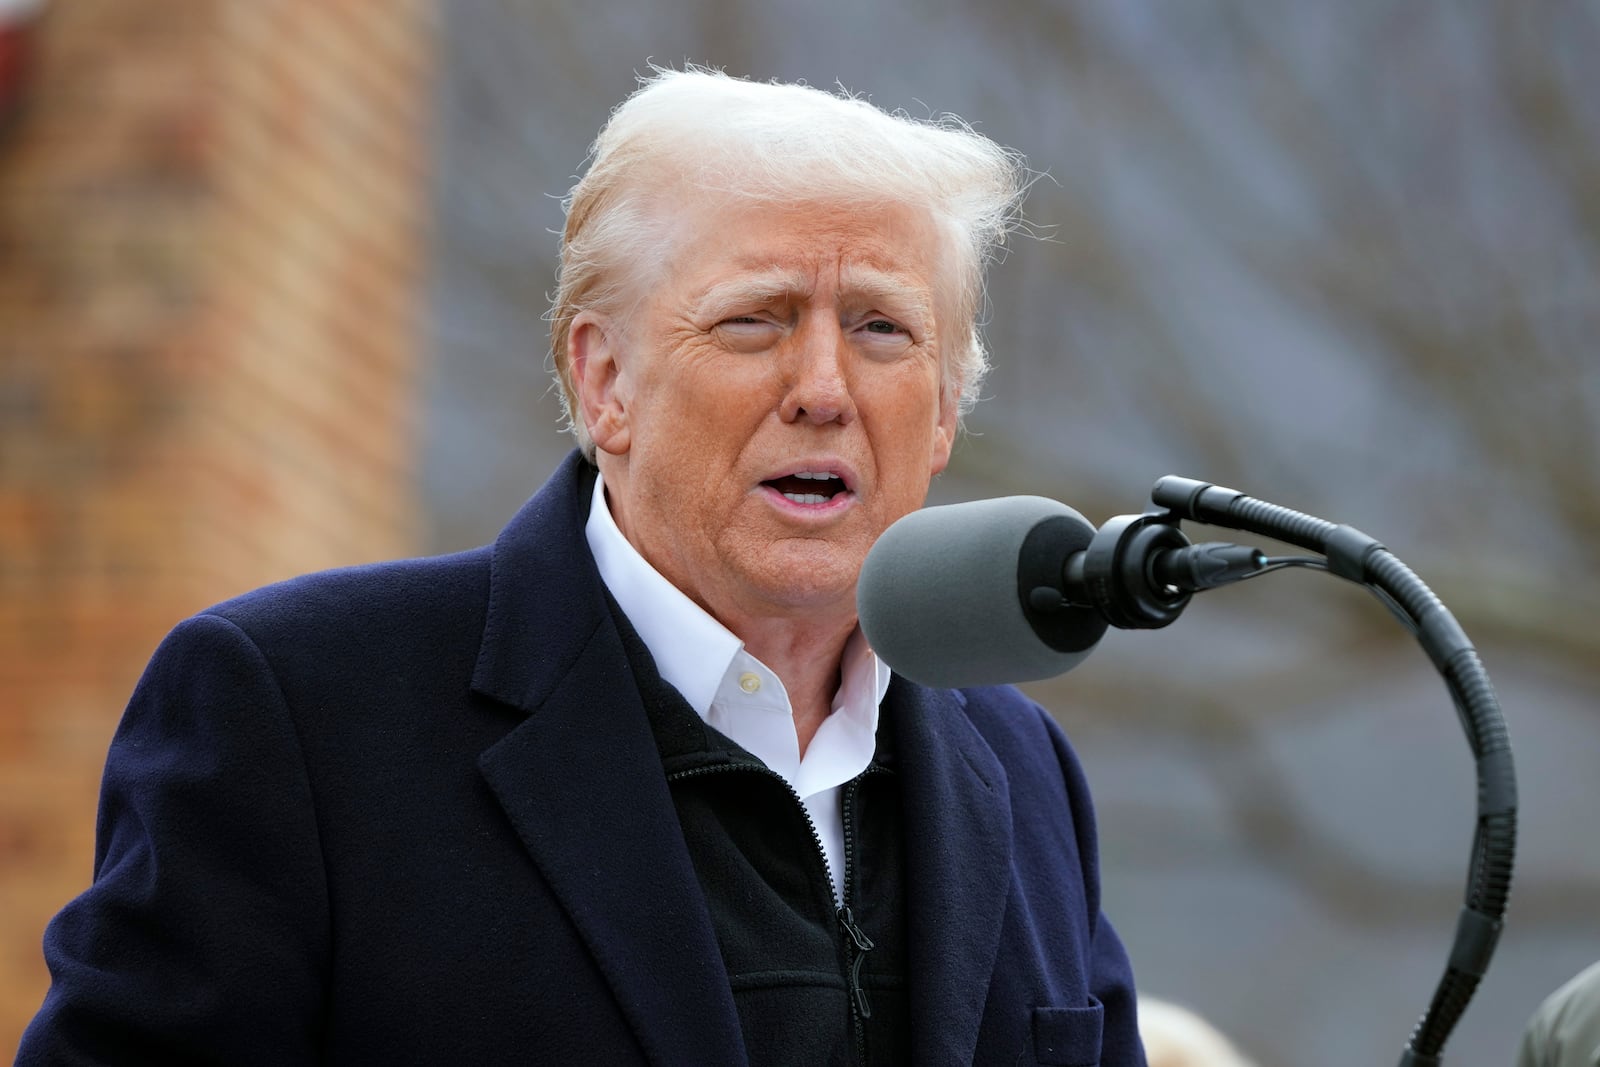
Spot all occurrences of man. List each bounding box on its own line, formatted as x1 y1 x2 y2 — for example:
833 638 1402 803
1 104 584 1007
21 68 1145 1065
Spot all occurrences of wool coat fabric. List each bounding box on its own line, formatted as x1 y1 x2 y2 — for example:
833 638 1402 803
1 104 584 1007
20 451 1146 1066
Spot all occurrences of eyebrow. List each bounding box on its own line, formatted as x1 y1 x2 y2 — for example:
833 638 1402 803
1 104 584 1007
838 265 936 326
690 265 936 326
689 269 812 320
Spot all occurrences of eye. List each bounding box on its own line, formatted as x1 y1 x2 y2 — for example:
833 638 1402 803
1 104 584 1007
713 314 782 352
715 314 774 332
851 313 921 360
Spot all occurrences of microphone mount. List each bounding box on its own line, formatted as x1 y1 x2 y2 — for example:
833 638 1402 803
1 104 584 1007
1054 476 1516 1067
1029 508 1272 630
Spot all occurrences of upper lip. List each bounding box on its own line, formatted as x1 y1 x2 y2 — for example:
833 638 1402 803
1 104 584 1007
761 459 858 494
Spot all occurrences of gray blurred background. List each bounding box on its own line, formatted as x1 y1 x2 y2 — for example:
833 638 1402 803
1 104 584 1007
424 2 1600 1063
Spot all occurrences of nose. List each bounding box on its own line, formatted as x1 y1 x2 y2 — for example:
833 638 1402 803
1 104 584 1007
778 317 856 426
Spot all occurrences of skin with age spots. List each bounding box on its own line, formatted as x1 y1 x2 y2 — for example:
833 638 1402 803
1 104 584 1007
568 196 958 751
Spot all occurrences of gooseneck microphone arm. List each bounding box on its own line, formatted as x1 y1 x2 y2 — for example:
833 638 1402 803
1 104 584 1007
1050 476 1515 1067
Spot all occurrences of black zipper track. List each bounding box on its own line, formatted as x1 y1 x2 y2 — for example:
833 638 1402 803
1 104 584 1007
666 760 883 1063
840 767 886 1065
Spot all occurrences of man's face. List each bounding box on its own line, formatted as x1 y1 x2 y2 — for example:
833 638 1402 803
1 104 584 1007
571 196 958 634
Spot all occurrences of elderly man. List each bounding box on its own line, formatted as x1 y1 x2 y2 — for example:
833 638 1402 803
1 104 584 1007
21 69 1145 1066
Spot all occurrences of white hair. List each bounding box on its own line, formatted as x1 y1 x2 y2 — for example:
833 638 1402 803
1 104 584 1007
550 66 1030 459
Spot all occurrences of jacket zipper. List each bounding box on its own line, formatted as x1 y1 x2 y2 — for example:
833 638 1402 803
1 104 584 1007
665 761 880 1062
839 768 883 1066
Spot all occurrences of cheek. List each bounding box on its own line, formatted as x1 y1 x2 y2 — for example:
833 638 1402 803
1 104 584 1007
630 378 763 494
876 372 946 439
868 391 950 491
647 339 775 413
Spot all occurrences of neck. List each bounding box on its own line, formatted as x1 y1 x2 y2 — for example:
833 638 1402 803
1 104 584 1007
735 615 855 757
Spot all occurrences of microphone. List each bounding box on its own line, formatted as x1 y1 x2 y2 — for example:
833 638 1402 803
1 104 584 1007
857 495 1266 687
857 496 1107 687
862 483 1516 1064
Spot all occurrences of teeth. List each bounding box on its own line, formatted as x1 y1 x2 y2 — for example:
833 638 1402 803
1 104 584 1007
793 471 835 481
782 492 829 505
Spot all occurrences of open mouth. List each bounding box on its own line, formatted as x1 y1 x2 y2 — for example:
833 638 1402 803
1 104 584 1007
762 471 849 506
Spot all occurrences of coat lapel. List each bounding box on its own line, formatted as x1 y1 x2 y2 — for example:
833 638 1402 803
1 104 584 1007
471 453 746 1067
889 681 1015 1066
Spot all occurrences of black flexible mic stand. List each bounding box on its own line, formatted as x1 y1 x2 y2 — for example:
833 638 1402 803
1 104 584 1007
1036 476 1516 1067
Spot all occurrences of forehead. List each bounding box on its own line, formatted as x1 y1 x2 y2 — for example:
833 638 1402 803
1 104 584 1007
659 195 952 305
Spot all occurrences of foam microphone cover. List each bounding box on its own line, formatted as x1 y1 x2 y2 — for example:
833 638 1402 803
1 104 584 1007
858 495 1107 688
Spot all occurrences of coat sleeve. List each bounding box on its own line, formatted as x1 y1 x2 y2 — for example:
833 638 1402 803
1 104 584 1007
18 613 331 1065
1044 706 1146 1067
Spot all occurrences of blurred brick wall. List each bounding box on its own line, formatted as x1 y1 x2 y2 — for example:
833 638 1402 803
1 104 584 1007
0 1 435 1049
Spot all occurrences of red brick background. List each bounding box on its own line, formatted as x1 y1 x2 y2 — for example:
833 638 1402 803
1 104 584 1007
0 2 435 1049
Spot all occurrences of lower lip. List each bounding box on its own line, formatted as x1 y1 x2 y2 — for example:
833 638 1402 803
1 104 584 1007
759 485 856 518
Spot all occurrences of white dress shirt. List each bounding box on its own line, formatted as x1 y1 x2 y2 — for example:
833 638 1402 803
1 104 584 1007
584 473 890 905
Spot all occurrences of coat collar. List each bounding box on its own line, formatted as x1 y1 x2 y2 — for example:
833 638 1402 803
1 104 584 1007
470 451 608 716
471 452 747 1066
471 451 1016 1066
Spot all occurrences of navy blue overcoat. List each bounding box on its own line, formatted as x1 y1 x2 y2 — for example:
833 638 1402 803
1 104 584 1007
21 452 1145 1066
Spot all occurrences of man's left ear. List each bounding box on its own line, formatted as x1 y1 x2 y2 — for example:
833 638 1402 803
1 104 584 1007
930 390 959 476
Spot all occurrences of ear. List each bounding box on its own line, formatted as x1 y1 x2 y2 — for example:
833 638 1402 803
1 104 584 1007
929 387 959 476
568 312 631 456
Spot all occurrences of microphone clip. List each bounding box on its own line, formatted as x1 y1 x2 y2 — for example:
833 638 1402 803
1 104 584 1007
1058 511 1268 630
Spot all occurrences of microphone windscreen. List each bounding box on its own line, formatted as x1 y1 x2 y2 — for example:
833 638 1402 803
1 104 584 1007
858 495 1106 688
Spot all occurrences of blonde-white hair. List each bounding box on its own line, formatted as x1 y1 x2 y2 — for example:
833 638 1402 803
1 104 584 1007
550 66 1029 459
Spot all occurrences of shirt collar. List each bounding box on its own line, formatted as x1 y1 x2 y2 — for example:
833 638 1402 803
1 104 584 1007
584 473 742 717
583 473 891 723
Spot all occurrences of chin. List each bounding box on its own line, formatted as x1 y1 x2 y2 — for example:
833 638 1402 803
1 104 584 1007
741 548 862 613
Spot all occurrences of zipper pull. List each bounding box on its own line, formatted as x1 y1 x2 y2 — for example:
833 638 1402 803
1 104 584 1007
837 906 875 1019
837 906 875 952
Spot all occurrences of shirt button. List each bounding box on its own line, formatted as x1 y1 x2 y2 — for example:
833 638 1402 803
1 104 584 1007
738 672 761 694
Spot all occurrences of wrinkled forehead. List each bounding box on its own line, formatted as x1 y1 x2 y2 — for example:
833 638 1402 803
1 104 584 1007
645 189 960 315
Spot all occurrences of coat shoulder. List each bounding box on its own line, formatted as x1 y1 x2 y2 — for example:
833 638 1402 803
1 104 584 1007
199 546 494 652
